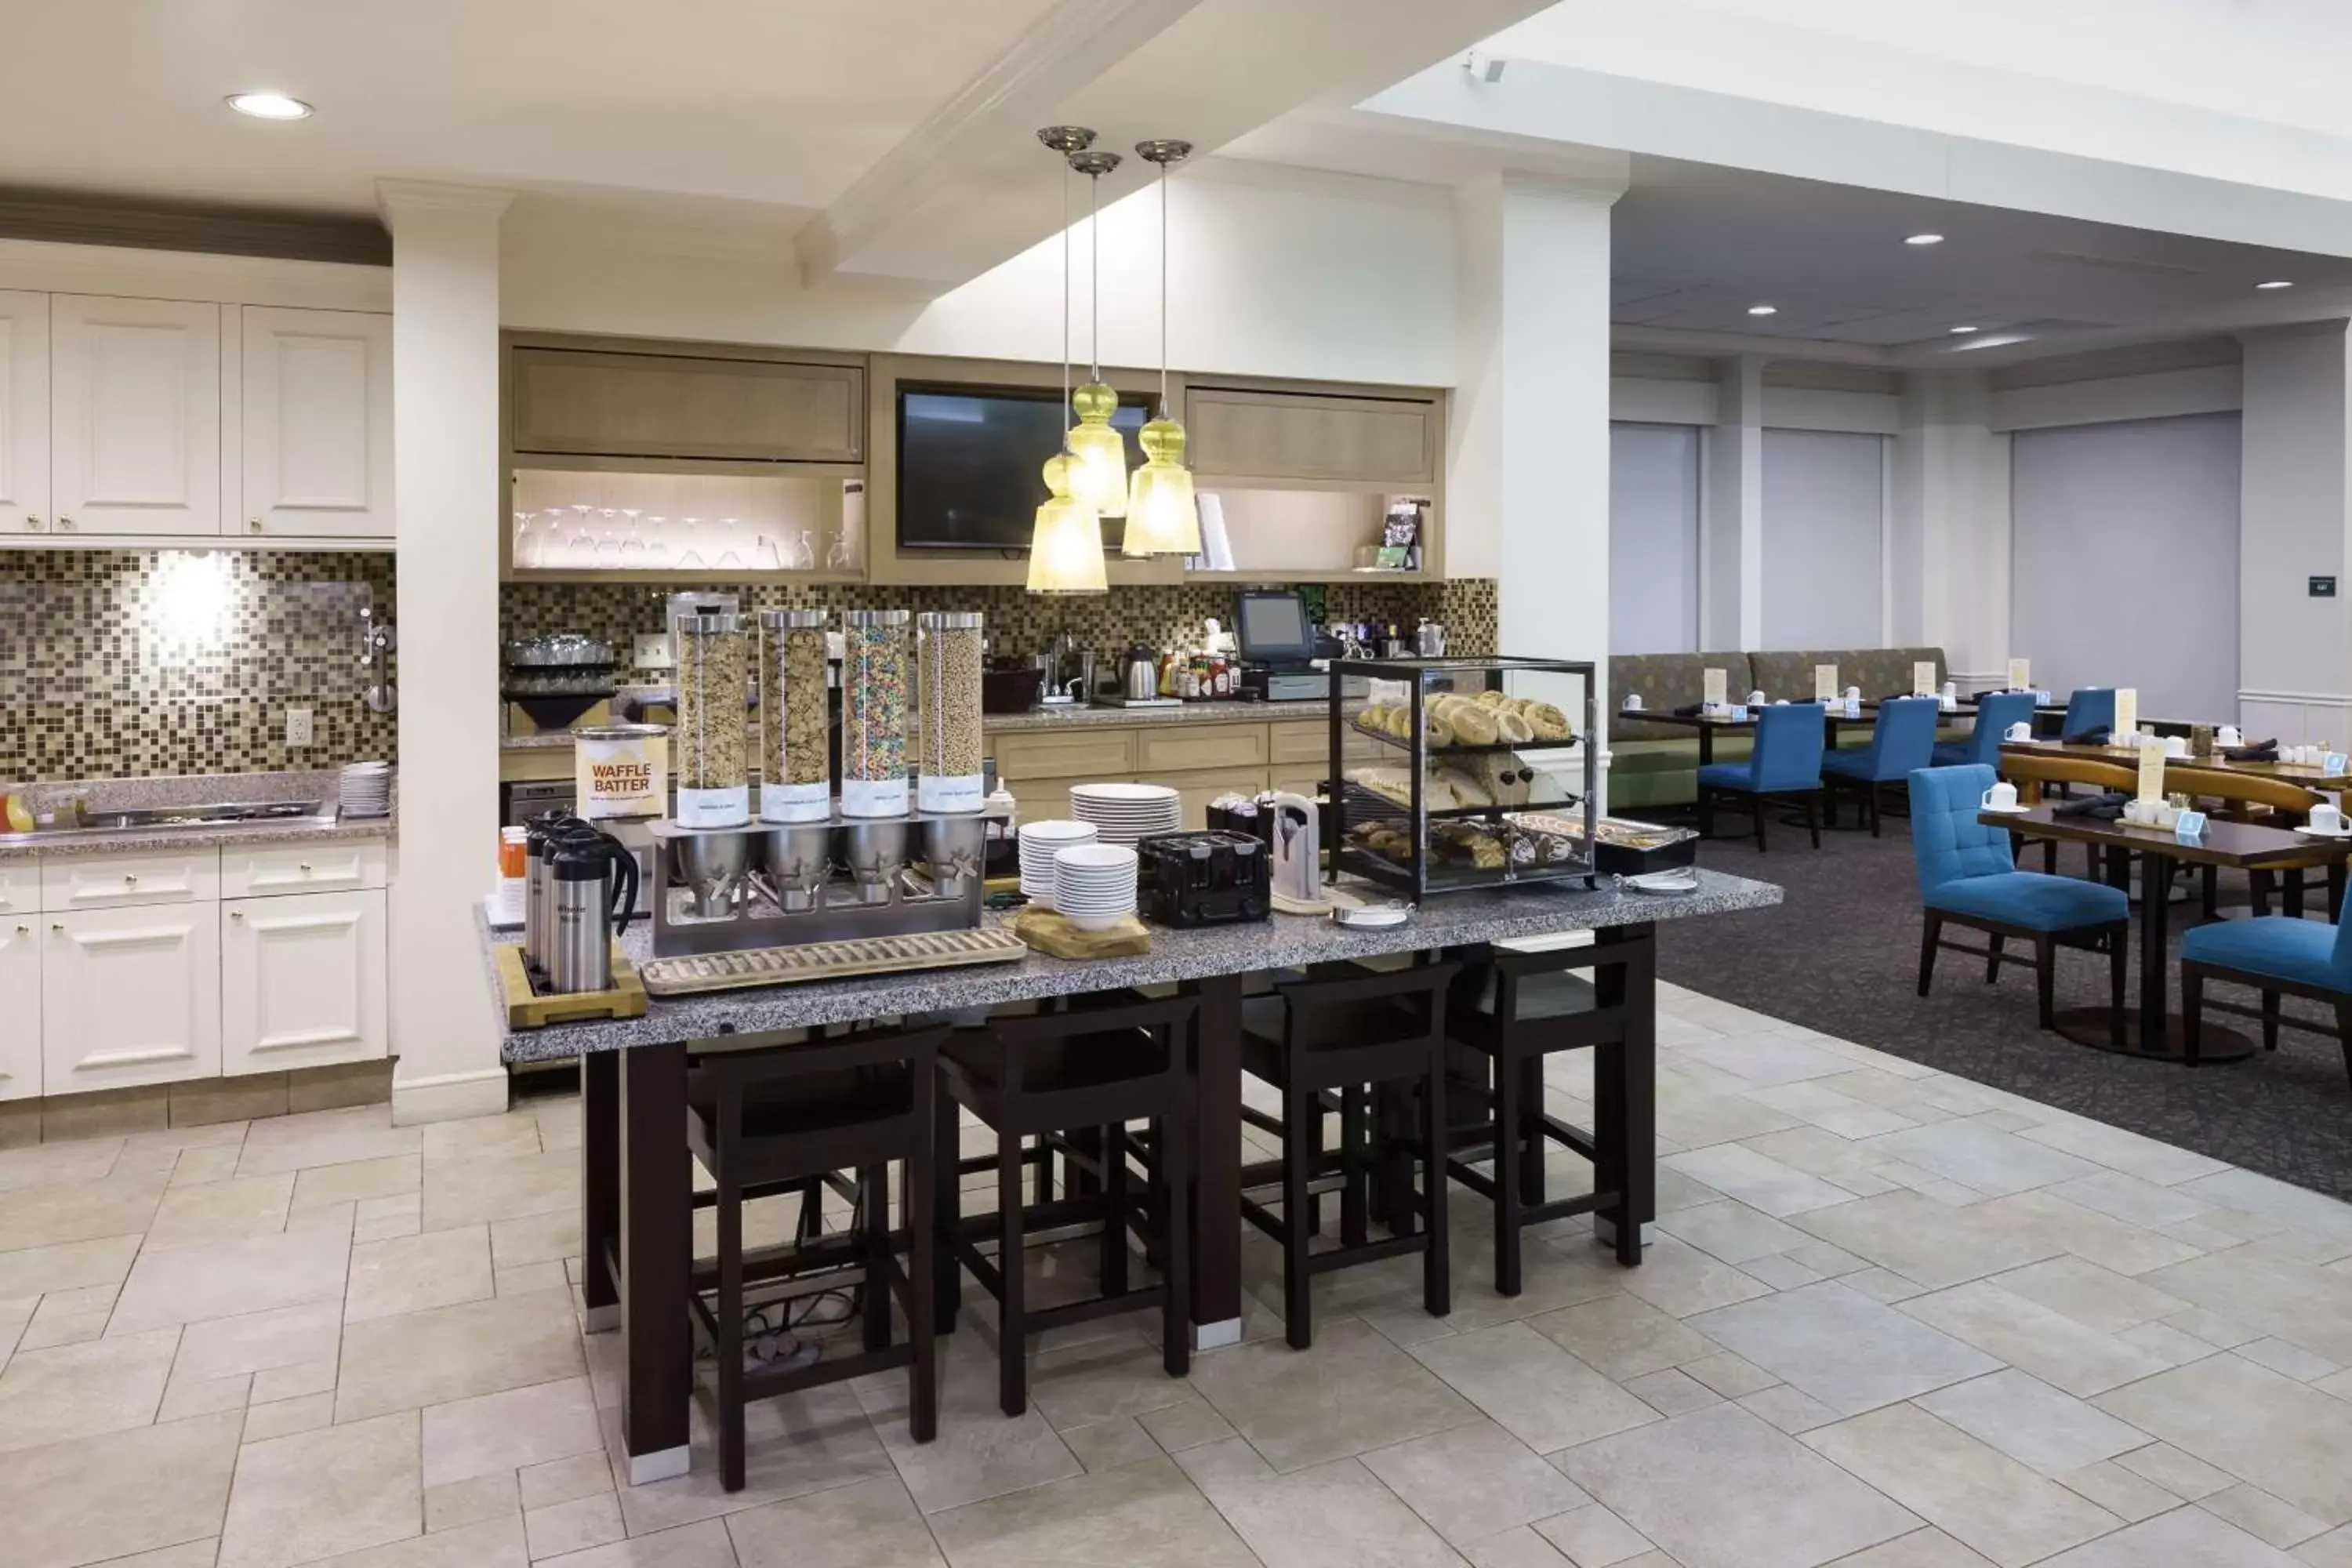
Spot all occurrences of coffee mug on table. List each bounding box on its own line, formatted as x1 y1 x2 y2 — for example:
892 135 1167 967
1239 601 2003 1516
2312 804 2345 833
1748 689 1767 706
1981 782 2019 811
2164 735 2190 758
1844 686 1862 702
1622 694 1644 710
2219 725 2243 747
2004 722 2032 742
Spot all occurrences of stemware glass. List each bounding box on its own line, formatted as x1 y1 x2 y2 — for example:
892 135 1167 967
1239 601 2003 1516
824 525 855 572
790 528 817 572
617 509 647 563
564 503 597 559
753 535 782 572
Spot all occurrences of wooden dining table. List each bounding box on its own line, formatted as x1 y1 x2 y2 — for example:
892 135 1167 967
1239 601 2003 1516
1631 703 1882 763
1980 804 2351 1062
1998 738 2352 792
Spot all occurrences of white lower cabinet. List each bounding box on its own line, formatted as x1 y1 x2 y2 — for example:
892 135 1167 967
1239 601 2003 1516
222 889 387 1074
0 916 38 1102
42 903 222 1093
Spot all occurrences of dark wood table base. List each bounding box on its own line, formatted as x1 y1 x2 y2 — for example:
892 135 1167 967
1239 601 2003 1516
2050 1007 2257 1064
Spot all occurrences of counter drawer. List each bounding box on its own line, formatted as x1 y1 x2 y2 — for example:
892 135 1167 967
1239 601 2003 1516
993 730 1136 783
1137 724 1269 775
42 849 220 911
0 862 36 920
223 840 387 898
1269 721 1330 767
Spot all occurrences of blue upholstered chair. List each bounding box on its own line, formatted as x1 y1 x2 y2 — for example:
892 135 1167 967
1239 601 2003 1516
1699 702 1826 851
1821 697 1939 837
2182 913 2352 1082
1910 764 2128 1038
2061 688 2116 743
1932 690 2037 768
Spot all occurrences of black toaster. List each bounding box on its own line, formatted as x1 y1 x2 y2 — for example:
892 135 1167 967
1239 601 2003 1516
1135 831 1271 927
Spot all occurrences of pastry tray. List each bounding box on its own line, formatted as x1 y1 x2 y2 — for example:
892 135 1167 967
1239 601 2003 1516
638 926 1027 996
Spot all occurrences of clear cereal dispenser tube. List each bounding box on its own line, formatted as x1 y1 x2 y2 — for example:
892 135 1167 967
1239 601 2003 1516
916 610 985 812
758 608 833 823
673 612 751 828
840 608 911 817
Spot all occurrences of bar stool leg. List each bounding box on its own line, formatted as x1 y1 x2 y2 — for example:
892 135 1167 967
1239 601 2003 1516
996 1137 1027 1417
1423 1059 1450 1319
1160 1108 1192 1377
1340 1088 1369 1247
716 1173 746 1494
1102 1123 1131 1296
860 1163 890 1354
907 1080 938 1443
932 1097 961 1333
1282 1083 1316 1349
1494 1047 1524 1297
1519 1055 1545 1207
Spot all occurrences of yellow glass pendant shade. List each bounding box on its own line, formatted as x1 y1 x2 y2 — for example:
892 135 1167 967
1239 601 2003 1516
1121 412 1200 557
1026 452 1107 595
1066 381 1129 518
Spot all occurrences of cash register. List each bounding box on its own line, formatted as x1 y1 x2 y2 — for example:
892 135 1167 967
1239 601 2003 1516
1234 589 1356 702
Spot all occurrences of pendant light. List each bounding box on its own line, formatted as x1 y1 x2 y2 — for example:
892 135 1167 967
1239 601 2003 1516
1122 138 1200 557
1027 128 1107 595
1063 147 1129 518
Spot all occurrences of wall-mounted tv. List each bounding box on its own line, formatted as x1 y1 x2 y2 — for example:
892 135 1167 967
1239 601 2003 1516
896 383 1149 550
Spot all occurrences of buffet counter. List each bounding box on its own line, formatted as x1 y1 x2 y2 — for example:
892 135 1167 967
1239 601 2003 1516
481 868 1782 1483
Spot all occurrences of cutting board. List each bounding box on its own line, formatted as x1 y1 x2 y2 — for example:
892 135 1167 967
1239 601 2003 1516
1012 906 1152 958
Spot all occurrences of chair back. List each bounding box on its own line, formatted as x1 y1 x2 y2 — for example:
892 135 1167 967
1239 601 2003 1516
2062 688 2116 742
1867 697 1942 777
1965 691 2039 765
1999 751 2136 802
1750 702 1828 791
2161 764 2320 821
2332 913 2352 987
1907 764 2016 894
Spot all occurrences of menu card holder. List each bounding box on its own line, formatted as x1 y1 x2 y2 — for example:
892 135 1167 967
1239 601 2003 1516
1912 661 1936 698
1814 664 1838 702
1703 667 1727 710
2114 688 2139 743
2136 740 2166 804
2007 658 2031 692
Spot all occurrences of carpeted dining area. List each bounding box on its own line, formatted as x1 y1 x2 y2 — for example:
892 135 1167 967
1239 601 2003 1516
1656 822 2352 1201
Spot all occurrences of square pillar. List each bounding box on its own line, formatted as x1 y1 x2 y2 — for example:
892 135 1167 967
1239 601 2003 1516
2238 322 2352 744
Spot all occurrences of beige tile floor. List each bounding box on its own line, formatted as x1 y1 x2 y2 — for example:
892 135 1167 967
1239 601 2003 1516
8 981 2352 1566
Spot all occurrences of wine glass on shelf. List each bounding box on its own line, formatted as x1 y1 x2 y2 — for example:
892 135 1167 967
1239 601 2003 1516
617 509 647 564
564 503 597 561
753 535 782 572
642 516 671 568
594 509 625 566
512 510 535 568
674 516 706 571
824 525 855 572
790 528 817 572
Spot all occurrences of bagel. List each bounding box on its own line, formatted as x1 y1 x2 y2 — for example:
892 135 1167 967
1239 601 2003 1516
1523 701 1573 742
1494 706 1534 744
1443 701 1501 746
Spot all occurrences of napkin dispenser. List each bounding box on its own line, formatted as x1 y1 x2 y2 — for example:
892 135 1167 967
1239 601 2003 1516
1135 830 1271 927
1265 791 1321 903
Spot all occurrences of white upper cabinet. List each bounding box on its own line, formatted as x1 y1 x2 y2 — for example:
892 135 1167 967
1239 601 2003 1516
238 306 394 539
49 295 222 536
0 292 49 537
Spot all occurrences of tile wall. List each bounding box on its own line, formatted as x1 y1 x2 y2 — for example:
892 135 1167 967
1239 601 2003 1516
502 577 1501 673
0 550 397 785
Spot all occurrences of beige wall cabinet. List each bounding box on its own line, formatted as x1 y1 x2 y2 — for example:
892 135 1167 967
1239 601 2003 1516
0 913 38 1103
237 306 395 539
1186 386 1437 488
49 294 223 537
0 289 50 536
42 902 223 1095
222 887 387 1076
510 343 862 464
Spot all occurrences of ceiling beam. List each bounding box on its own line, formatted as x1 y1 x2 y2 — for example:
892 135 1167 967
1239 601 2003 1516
794 0 1196 289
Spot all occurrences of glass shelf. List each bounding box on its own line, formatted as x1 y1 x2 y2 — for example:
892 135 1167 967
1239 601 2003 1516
507 467 861 579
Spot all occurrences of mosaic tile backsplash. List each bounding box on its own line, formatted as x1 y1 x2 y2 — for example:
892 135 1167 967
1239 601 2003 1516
503 578 1500 672
2 551 397 784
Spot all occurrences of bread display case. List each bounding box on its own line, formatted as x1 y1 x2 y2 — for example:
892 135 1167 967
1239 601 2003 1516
1328 655 1600 900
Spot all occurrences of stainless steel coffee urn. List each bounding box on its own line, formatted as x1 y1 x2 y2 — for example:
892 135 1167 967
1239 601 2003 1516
546 830 641 994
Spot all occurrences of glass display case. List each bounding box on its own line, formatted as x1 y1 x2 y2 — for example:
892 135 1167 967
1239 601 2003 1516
1328 655 1599 900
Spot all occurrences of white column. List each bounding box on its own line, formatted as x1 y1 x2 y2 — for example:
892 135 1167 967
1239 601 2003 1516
1451 169 1625 762
1702 356 1764 649
2238 322 2352 746
1889 372 2007 686
379 180 512 1125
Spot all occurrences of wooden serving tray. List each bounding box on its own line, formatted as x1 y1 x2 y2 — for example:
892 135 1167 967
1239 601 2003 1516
495 942 649 1029
638 926 1028 996
1011 906 1152 958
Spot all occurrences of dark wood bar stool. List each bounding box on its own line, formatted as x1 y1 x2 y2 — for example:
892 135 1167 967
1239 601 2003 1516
684 1022 949 1492
935 990 1194 1417
1446 932 1657 1292
1238 956 1458 1348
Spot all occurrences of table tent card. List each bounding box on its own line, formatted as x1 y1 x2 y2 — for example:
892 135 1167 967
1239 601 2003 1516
2008 658 2031 691
1913 661 1937 697
1703 667 1727 709
2136 739 2167 804
2114 688 2139 742
1814 664 1838 702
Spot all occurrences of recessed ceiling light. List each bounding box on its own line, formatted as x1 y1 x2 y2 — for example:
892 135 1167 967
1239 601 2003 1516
2256 279 2295 290
226 91 312 121
1905 233 1945 246
1746 303 1777 316
1949 325 1980 334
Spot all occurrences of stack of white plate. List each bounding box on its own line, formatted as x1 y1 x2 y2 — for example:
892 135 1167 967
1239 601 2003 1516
1053 843 1139 930
1018 819 1098 906
339 760 391 819
1069 782 1181 845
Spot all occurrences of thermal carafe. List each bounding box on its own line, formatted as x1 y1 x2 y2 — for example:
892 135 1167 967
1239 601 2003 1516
546 830 641 994
522 812 577 977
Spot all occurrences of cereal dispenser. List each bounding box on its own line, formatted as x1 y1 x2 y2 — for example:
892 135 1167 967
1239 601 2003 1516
840 608 911 818
916 610 985 813
757 608 831 824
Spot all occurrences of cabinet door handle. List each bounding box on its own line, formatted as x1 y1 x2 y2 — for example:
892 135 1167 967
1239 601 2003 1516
50 923 63 933
24 516 39 530
123 874 138 885
298 862 312 873
57 516 74 531
249 518 264 532
13 924 25 935
229 910 243 920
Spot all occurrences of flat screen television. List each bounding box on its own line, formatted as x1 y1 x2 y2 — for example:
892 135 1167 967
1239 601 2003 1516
896 383 1149 550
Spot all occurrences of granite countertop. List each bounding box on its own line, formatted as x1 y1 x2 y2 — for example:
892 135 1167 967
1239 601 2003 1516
489 869 1781 1062
501 699 1345 751
0 768 395 861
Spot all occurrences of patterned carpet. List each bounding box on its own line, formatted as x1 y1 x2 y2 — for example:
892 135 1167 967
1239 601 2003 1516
1650 809 2352 1200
